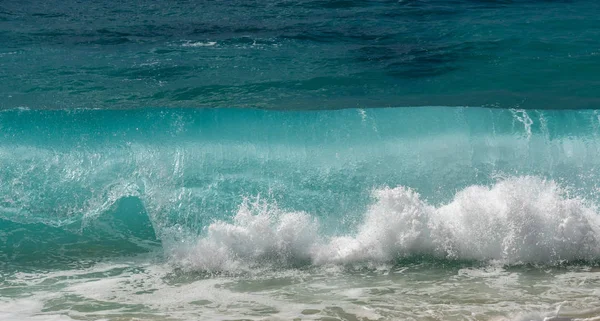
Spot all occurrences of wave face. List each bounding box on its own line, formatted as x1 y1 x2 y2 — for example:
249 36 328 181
3 107 600 270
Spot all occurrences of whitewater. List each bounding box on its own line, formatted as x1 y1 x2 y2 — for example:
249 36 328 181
175 176 600 272
1 107 600 320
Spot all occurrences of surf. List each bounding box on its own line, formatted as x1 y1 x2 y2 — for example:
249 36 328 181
3 106 600 271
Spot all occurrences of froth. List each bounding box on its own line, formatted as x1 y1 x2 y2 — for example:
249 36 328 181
172 177 600 271
0 298 75 321
172 197 320 271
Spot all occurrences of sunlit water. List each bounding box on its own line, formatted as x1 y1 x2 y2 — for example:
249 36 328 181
2 107 600 320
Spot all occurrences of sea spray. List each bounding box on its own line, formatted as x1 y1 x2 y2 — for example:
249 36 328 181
4 107 600 270
3 107 600 320
168 177 600 272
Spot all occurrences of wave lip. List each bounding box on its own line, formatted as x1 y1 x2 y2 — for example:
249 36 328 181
174 177 600 271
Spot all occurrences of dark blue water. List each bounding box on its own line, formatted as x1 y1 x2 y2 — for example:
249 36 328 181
2 0 599 110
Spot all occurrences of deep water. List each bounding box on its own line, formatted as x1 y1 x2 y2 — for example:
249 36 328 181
1 0 600 110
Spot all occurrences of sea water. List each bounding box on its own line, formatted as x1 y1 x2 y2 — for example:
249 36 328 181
2 1 600 321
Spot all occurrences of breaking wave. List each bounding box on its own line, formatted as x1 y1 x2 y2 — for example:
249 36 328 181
173 176 600 271
3 107 600 270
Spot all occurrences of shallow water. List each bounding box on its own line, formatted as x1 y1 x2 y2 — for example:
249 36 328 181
2 260 600 321
2 107 600 320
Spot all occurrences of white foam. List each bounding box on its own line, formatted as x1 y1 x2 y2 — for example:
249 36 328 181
174 176 600 271
0 298 75 321
174 197 320 271
181 41 217 47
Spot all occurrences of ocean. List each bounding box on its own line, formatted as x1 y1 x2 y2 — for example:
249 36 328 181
1 1 600 320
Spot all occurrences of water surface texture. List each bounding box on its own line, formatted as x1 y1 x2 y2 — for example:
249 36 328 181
1 0 600 109
2 1 600 321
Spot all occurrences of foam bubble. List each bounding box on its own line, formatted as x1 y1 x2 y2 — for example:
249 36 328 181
172 197 320 271
173 176 600 271
181 41 217 47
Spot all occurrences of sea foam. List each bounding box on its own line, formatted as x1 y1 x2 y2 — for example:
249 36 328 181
174 176 600 271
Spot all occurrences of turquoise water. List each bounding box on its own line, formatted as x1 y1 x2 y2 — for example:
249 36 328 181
3 108 600 320
2 1 600 320
1 0 600 110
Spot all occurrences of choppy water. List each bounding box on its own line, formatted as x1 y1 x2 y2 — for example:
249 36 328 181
2 1 600 320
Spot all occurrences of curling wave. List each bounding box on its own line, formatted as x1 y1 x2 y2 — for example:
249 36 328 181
3 107 600 270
